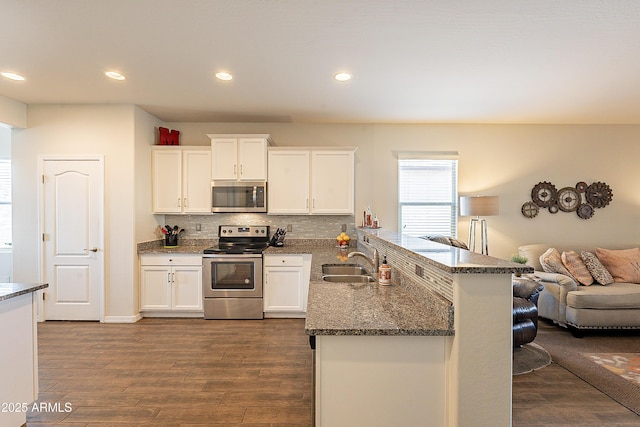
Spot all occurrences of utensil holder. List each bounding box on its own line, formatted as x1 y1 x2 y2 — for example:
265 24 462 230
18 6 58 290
165 234 178 247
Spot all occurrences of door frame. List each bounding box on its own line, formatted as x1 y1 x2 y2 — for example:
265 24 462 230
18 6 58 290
38 155 105 322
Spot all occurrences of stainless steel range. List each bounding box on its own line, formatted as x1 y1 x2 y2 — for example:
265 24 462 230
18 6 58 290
202 225 270 319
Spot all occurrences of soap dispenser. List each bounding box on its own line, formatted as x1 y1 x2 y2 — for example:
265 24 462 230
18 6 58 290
378 256 391 285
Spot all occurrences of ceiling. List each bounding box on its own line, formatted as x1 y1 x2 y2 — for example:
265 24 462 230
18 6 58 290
2 0 640 124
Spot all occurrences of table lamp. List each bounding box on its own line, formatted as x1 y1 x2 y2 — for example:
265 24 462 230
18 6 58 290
460 195 499 255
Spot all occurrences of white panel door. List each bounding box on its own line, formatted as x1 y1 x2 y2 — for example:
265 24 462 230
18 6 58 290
42 159 103 320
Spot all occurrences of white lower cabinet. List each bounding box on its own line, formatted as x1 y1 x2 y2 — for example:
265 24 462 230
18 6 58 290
263 254 311 317
140 254 203 315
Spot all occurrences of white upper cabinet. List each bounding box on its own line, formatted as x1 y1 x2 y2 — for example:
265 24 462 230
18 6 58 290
209 134 271 181
268 147 356 215
152 148 211 214
310 150 355 214
267 150 310 214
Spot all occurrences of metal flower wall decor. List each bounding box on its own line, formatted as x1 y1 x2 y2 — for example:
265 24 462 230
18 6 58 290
521 181 613 220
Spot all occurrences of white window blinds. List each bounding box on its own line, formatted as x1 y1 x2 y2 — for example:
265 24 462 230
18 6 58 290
0 160 11 247
398 158 458 237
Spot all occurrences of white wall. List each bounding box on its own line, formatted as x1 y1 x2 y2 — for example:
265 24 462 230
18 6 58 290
0 95 27 129
133 107 164 314
167 122 640 259
11 104 142 319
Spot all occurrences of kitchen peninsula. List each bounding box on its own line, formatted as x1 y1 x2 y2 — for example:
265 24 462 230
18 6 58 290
305 228 532 427
0 283 48 427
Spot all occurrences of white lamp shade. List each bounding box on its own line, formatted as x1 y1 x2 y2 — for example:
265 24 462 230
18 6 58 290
460 196 499 217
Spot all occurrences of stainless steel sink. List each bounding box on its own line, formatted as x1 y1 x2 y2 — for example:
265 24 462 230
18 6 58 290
321 274 377 283
322 263 370 276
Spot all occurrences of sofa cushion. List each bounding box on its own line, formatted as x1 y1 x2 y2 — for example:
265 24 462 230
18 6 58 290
566 282 640 309
580 251 614 285
595 247 640 283
561 250 594 286
540 248 575 280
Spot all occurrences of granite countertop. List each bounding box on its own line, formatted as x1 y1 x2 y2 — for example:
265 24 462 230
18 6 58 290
267 241 455 337
361 228 534 275
305 280 453 336
137 239 216 254
0 283 49 302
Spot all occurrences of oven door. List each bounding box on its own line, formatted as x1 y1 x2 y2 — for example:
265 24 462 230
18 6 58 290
202 255 263 298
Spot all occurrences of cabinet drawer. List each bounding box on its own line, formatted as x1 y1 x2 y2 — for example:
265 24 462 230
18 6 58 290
263 254 304 267
140 254 202 266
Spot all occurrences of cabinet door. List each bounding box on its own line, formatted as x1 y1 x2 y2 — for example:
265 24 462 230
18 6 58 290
311 150 355 214
238 138 268 180
140 265 172 310
172 266 203 310
211 138 238 180
182 150 211 213
152 150 182 213
268 150 310 214
263 267 304 312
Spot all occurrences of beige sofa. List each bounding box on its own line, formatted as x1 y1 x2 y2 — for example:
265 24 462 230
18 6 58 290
518 244 640 335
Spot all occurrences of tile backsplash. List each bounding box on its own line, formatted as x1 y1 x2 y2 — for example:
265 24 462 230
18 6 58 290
163 213 357 240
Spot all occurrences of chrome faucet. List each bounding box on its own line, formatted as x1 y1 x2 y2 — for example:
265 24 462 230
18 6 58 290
347 248 379 272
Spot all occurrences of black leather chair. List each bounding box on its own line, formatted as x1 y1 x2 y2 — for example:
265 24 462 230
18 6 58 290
420 236 544 348
512 277 544 347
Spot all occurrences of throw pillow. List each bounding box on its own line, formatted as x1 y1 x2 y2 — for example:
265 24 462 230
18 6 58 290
595 247 640 283
580 251 614 285
539 248 575 280
561 250 594 285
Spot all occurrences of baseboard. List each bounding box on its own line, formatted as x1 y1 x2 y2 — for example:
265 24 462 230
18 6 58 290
103 313 143 323
264 312 306 319
141 312 204 318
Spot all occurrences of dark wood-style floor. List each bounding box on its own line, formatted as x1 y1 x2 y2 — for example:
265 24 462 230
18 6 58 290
26 318 639 426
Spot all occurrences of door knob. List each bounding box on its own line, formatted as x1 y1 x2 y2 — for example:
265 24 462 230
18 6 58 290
84 247 99 252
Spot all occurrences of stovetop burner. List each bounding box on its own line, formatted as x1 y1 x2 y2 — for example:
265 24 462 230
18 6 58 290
203 225 270 255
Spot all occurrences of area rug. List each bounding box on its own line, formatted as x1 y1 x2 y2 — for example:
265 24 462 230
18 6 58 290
534 322 640 416
513 342 552 375
583 353 640 386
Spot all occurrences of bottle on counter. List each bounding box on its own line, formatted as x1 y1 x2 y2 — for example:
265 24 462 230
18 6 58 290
372 214 379 229
378 255 391 285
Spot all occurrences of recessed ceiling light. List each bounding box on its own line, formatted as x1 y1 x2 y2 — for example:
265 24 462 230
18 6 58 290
215 72 233 81
105 71 125 81
1 72 25 81
334 72 352 82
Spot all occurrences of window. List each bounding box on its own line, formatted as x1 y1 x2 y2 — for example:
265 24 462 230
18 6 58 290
398 157 458 237
0 159 11 248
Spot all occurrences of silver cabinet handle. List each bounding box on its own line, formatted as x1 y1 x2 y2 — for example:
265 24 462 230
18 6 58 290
84 247 99 252
178 197 181 207
184 197 188 208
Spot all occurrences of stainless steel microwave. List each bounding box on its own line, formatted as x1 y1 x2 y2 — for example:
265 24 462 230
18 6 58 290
211 181 267 213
